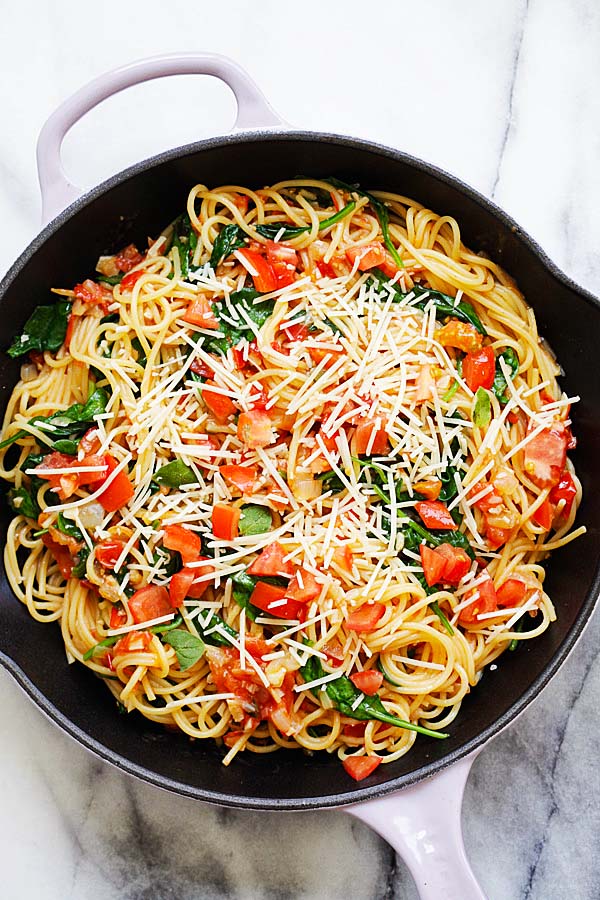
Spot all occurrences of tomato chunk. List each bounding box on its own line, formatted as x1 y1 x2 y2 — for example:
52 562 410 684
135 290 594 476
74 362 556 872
350 670 384 695
458 576 497 625
532 498 554 530
434 543 471 585
346 603 385 632
415 500 457 531
93 455 134 512
342 755 382 781
247 541 294 577
496 578 527 608
249 581 303 619
346 243 387 271
331 546 354 574
266 241 298 288
168 568 196 607
462 346 495 392
437 320 483 353
549 470 577 518
129 585 172 624
237 410 273 448
413 478 442 501
182 297 220 329
202 381 237 422
523 424 567 489
354 418 389 455
96 540 126 569
120 269 144 290
212 504 240 540
220 464 258 494
235 248 278 292
285 569 320 604
419 544 448 587
163 524 201 564
41 533 73 579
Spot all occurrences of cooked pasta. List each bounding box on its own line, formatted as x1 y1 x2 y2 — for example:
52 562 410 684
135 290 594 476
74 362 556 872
0 178 584 780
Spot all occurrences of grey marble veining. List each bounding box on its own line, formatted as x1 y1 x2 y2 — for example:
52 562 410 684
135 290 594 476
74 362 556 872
1 1 600 898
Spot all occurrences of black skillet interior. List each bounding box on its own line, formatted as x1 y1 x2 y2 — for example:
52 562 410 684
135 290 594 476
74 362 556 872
0 133 599 810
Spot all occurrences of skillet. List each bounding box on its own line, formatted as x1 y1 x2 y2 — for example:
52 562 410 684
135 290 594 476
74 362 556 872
1 54 599 899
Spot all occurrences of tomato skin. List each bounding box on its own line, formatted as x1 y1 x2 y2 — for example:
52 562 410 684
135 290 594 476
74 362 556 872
201 381 237 422
79 428 101 455
496 578 527 608
41 533 73 579
343 755 382 781
282 322 310 342
94 455 134 512
220 464 258 494
96 540 126 569
523 424 567 489
419 544 448 587
186 558 214 598
350 670 384 695
346 603 386 632
532 498 554 530
343 722 367 738
322 640 345 665
437 320 483 353
285 569 320 604
307 345 344 367
114 243 143 273
212 504 240 540
331 546 354 574
128 585 172 624
248 542 294 577
163 524 201 564
114 630 152 655
346 243 386 271
183 297 220 329
413 478 442 501
235 248 278 292
265 241 298 288
485 525 512 549
434 543 471 585
34 451 110 500
354 418 389 455
316 259 336 278
73 279 112 312
458 576 498 625
169 568 196 607
109 606 127 629
462 346 495 392
415 500 458 531
237 410 273 448
249 581 303 619
549 470 577 518
120 269 144 290
64 314 76 350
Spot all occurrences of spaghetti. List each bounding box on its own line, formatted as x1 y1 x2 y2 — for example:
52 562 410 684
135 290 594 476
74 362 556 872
0 178 584 781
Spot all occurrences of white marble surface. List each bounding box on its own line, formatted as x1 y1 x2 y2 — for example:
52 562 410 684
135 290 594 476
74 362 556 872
1 1 600 897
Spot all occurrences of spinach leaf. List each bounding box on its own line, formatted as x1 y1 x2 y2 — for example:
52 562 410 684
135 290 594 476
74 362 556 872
56 513 84 544
0 388 109 450
230 571 262 621
473 388 491 427
152 460 197 488
203 289 275 355
438 466 459 503
238 504 273 536
442 380 460 402
8 299 71 358
52 439 78 455
255 200 357 241
131 337 147 368
72 545 90 579
195 612 239 647
8 486 39 519
97 274 122 286
324 178 404 269
83 613 189 661
164 629 206 670
429 601 455 636
83 634 118 661
210 224 246 268
492 348 519 404
171 214 198 279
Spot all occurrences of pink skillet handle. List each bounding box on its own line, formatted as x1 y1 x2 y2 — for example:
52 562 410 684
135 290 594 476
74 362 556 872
346 752 487 900
36 53 286 224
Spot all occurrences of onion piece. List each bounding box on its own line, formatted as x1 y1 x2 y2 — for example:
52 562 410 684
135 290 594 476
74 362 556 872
77 501 105 529
20 363 38 383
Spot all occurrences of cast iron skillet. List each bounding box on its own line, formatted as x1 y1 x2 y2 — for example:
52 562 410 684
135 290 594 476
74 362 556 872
1 55 599 899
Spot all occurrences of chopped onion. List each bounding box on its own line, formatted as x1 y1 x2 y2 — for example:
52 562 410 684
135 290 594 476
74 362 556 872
78 501 105 529
293 477 321 501
20 363 38 383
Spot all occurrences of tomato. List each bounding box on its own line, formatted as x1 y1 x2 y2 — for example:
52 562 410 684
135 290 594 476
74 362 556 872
345 243 387 271
73 279 112 312
308 345 345 367
436 320 483 353
41 533 73 579
285 569 320 604
190 356 216 378
523 424 567 489
413 478 442 501
415 364 434 402
458 576 497 625
186 558 214 598
532 498 554 530
114 630 152 655
120 269 144 291
316 259 337 278
220 464 258 494
354 418 389 455
322 640 345 665
343 722 367 738
415 500 457 531
349 670 384 695
346 603 386 632
212 504 240 540
244 635 272 657
342 755 382 781
163 524 201 564
93 455 134 512
64 314 76 350
169 568 196 607
231 194 249 214
33 451 109 500
419 544 447 587
79 428 101 455
109 606 127 629
114 243 143 272
247 541 294 577
128 584 172 624
237 410 273 448
485 525 512 549
462 346 496 392
182 296 220 329
282 322 310 342
331 546 354 574
235 248 278 292
249 581 303 619
377 249 402 278
549 470 577 519
266 241 298 288
96 540 126 569
434 543 471 585
496 578 527 608
201 381 237 422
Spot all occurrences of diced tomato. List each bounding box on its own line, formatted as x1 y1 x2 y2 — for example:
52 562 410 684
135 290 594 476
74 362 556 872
41 533 73 579
33 451 109 501
249 581 303 620
354 418 389 455
231 194 249 214
532 498 554 530
485 525 512 549
434 543 471 585
244 635 272 657
109 606 127 629
316 259 336 278
350 670 384 695
436 320 483 353
343 722 367 738
414 478 442 501
285 569 320 604
73 279 112 312
346 603 386 632
331 546 354 574
235 248 278 292
186 558 214 598
549 470 577 519
96 540 126 569
190 356 216 378
415 500 457 531
120 269 144 291
169 568 196 607
182 296 220 329
237 410 273 448
128 584 172 624
343 755 382 781
163 524 201 564
93 455 134 512
266 241 298 288
282 322 310 342
496 578 527 608
523 424 567 489
462 346 495 392
415 364 434 402
64 314 76 350
201 381 237 422
308 345 345 367
346 243 387 271
418 545 443 586
458 576 497 625
322 640 345 665
114 630 152 655
220 464 258 494
79 428 101 455
248 541 294 577
223 730 245 748
114 243 143 272
212 504 240 541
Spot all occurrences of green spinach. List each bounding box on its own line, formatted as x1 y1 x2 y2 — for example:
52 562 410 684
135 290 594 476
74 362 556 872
164 629 206 670
492 348 519 404
324 178 404 269
152 460 197 488
8 299 71 358
0 388 109 450
255 200 357 241
238 504 273 536
209 224 246 268
473 387 491 427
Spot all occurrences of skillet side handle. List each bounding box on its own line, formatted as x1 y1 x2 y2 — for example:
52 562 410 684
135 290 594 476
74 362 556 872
36 52 285 224
346 753 487 900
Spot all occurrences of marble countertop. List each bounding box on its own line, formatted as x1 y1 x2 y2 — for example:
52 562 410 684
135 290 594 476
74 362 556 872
1 1 600 897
